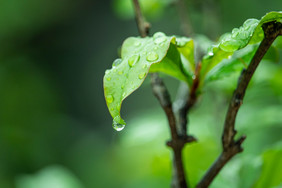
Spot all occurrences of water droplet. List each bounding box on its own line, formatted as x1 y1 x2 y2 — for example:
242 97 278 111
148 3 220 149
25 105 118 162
110 107 114 111
138 72 146 79
153 32 167 44
112 121 125 131
244 25 250 30
113 69 117 73
146 52 159 62
118 71 123 75
112 58 122 67
121 85 124 89
142 64 147 69
134 41 141 47
243 19 259 28
128 54 140 67
122 93 126 97
153 32 166 39
106 77 111 81
208 52 214 56
112 116 125 131
106 95 114 103
105 70 110 74
154 37 166 44
231 28 239 38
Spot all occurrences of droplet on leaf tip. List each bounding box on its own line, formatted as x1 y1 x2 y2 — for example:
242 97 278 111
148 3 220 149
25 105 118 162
112 117 125 131
112 121 125 131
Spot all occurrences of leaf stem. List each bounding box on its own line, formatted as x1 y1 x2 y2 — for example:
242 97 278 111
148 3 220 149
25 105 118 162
196 21 282 188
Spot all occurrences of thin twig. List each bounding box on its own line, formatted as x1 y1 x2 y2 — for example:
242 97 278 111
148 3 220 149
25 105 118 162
132 0 190 187
132 0 150 37
196 21 282 188
151 73 178 140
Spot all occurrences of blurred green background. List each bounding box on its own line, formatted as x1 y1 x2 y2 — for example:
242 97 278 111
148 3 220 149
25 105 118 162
0 0 282 188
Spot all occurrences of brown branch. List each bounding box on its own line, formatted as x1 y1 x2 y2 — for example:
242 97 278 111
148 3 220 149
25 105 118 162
196 21 282 188
132 0 150 38
151 73 178 140
132 0 192 187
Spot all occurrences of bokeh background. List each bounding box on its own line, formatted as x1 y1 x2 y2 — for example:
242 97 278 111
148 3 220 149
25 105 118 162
0 0 282 188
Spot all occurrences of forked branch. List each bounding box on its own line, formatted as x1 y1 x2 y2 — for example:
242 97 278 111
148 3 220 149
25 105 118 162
196 21 282 188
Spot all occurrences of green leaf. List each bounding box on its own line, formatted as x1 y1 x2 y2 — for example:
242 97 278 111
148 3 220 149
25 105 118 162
201 11 282 85
103 32 194 130
253 143 282 188
204 45 257 82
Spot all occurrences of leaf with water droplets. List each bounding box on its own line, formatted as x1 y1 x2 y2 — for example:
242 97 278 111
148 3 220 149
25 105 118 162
200 11 282 85
103 32 194 130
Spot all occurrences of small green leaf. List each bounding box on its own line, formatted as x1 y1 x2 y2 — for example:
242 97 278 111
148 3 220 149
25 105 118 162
219 19 260 52
104 32 194 130
205 44 258 82
201 11 282 85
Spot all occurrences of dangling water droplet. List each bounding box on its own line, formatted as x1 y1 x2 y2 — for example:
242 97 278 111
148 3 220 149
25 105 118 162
138 72 146 79
121 84 125 89
110 107 114 111
118 71 123 75
106 77 111 81
146 52 159 62
112 121 125 131
106 95 114 103
112 116 125 131
128 54 140 67
112 58 122 67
